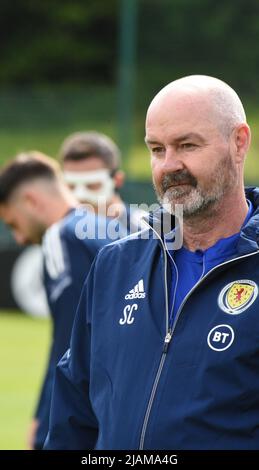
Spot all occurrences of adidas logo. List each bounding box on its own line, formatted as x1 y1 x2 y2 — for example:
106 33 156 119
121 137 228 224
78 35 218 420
125 279 146 300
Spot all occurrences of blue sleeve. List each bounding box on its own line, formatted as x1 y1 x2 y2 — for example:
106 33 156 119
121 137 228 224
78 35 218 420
33 358 54 449
46 230 98 361
44 261 98 449
34 226 103 448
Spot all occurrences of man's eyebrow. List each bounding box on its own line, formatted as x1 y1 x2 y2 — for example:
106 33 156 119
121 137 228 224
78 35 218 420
174 133 205 143
145 133 205 145
144 137 163 145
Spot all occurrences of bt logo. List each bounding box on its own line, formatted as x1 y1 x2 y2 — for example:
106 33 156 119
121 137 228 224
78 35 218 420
207 324 235 351
119 304 138 325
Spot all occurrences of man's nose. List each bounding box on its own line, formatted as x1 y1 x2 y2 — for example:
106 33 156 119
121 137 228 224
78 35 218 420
162 148 185 173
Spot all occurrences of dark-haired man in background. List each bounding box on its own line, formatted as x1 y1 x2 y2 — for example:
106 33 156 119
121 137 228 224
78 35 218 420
0 151 117 449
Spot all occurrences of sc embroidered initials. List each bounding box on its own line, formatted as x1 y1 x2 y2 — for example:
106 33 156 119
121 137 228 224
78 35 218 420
119 304 138 325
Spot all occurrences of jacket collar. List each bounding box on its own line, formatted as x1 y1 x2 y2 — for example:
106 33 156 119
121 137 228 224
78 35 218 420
144 187 259 255
238 187 259 254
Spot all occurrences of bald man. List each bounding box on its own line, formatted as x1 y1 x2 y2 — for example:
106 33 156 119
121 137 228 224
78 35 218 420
45 76 259 450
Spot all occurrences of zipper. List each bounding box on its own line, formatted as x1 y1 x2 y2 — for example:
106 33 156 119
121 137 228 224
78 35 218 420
139 353 167 449
139 218 259 449
139 221 170 449
166 246 179 333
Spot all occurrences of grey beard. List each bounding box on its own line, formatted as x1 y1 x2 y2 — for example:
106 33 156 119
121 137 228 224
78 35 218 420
162 185 224 217
154 158 237 218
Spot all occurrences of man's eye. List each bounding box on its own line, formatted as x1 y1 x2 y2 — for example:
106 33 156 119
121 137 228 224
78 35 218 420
181 143 197 149
151 147 164 154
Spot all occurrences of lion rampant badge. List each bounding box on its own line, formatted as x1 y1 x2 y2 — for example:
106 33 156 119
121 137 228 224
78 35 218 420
218 280 258 314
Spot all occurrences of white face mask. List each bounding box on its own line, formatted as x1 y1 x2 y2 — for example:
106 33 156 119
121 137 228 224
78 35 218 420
64 169 115 205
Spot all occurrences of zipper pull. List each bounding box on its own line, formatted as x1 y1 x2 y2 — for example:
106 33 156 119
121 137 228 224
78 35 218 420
163 331 172 353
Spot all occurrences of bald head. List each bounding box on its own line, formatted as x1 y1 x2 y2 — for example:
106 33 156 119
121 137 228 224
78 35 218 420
146 75 246 139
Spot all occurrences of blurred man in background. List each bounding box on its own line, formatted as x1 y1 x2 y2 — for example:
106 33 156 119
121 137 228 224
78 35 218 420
0 152 115 449
60 131 144 232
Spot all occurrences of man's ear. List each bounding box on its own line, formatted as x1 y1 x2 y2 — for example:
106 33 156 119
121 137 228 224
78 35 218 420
23 188 40 210
232 123 251 163
113 170 125 189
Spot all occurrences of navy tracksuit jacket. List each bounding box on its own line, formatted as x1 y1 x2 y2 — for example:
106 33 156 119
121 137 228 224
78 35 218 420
45 188 259 449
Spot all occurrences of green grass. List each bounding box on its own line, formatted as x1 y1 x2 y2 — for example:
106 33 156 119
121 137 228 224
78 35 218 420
0 86 119 163
0 311 50 450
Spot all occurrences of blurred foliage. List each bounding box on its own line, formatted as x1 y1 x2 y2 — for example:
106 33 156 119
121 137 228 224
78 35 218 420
0 0 259 98
0 0 118 84
135 0 259 181
136 0 259 104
